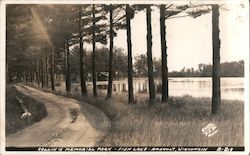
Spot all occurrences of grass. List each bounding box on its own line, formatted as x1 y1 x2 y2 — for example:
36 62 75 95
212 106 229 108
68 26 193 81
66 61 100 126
26 82 244 146
6 85 47 135
86 95 244 146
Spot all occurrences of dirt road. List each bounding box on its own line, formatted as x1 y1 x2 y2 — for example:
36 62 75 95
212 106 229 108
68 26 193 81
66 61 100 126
6 84 110 147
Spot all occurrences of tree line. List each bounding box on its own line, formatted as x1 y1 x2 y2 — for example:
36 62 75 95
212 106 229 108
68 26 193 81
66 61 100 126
133 55 244 78
7 4 223 114
169 60 244 77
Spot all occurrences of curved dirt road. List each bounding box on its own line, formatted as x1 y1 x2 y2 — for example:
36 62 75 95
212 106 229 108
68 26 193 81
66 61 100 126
6 84 110 147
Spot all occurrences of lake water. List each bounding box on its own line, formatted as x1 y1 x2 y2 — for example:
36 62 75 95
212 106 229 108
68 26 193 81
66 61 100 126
103 77 244 101
167 77 244 101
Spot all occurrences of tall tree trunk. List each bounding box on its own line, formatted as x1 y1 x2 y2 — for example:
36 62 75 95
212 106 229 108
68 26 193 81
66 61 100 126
27 67 30 82
107 4 113 99
30 67 33 83
50 47 55 91
65 37 71 92
92 5 97 97
25 67 28 82
17 71 21 82
126 4 134 104
212 4 221 114
79 7 88 96
7 62 12 84
41 52 44 88
39 59 41 85
37 59 40 86
45 50 49 87
35 62 38 84
160 5 169 103
146 5 156 105
33 71 35 83
6 61 9 84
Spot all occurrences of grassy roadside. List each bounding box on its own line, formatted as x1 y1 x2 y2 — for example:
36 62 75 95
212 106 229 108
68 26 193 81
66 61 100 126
26 83 244 146
6 85 47 135
85 95 244 146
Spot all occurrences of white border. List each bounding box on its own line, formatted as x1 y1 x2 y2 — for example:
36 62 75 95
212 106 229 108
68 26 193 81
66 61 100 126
244 0 250 152
0 1 6 155
0 0 248 5
0 0 249 155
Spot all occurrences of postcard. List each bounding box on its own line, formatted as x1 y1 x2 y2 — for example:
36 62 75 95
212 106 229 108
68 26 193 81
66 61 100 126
0 0 249 154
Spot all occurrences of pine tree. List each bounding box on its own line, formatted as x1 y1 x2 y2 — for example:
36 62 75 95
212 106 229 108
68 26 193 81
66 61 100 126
90 4 108 97
126 4 135 104
78 6 88 96
103 4 126 99
146 5 156 105
211 4 221 114
106 4 114 99
160 4 211 103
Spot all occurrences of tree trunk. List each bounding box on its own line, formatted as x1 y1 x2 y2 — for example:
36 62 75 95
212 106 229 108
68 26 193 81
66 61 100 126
31 68 33 83
7 62 12 84
212 4 221 114
35 63 38 84
79 7 88 96
6 62 9 84
39 59 42 85
50 47 55 91
27 68 29 82
24 67 28 82
126 4 134 104
92 5 97 97
45 50 49 87
160 5 169 103
37 59 40 86
146 5 156 105
17 71 21 82
66 37 71 92
30 67 33 83
41 52 44 88
107 4 113 99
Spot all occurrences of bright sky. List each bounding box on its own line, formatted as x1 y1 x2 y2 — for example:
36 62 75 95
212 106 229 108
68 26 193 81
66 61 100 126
88 4 249 71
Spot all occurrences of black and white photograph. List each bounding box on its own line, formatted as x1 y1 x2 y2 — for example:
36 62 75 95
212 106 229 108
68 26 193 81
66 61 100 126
0 0 249 154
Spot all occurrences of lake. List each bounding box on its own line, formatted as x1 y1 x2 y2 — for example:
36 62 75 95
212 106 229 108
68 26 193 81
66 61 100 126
92 77 244 101
167 77 244 101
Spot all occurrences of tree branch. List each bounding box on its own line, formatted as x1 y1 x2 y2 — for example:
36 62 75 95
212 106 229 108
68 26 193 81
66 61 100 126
167 14 191 19
165 4 173 10
165 8 187 19
166 4 212 19
114 14 126 24
113 7 124 20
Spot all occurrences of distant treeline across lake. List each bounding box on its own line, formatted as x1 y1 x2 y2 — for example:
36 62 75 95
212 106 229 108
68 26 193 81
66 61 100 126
168 60 244 77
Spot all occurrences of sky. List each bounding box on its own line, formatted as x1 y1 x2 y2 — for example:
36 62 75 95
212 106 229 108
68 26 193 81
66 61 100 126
89 4 248 72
